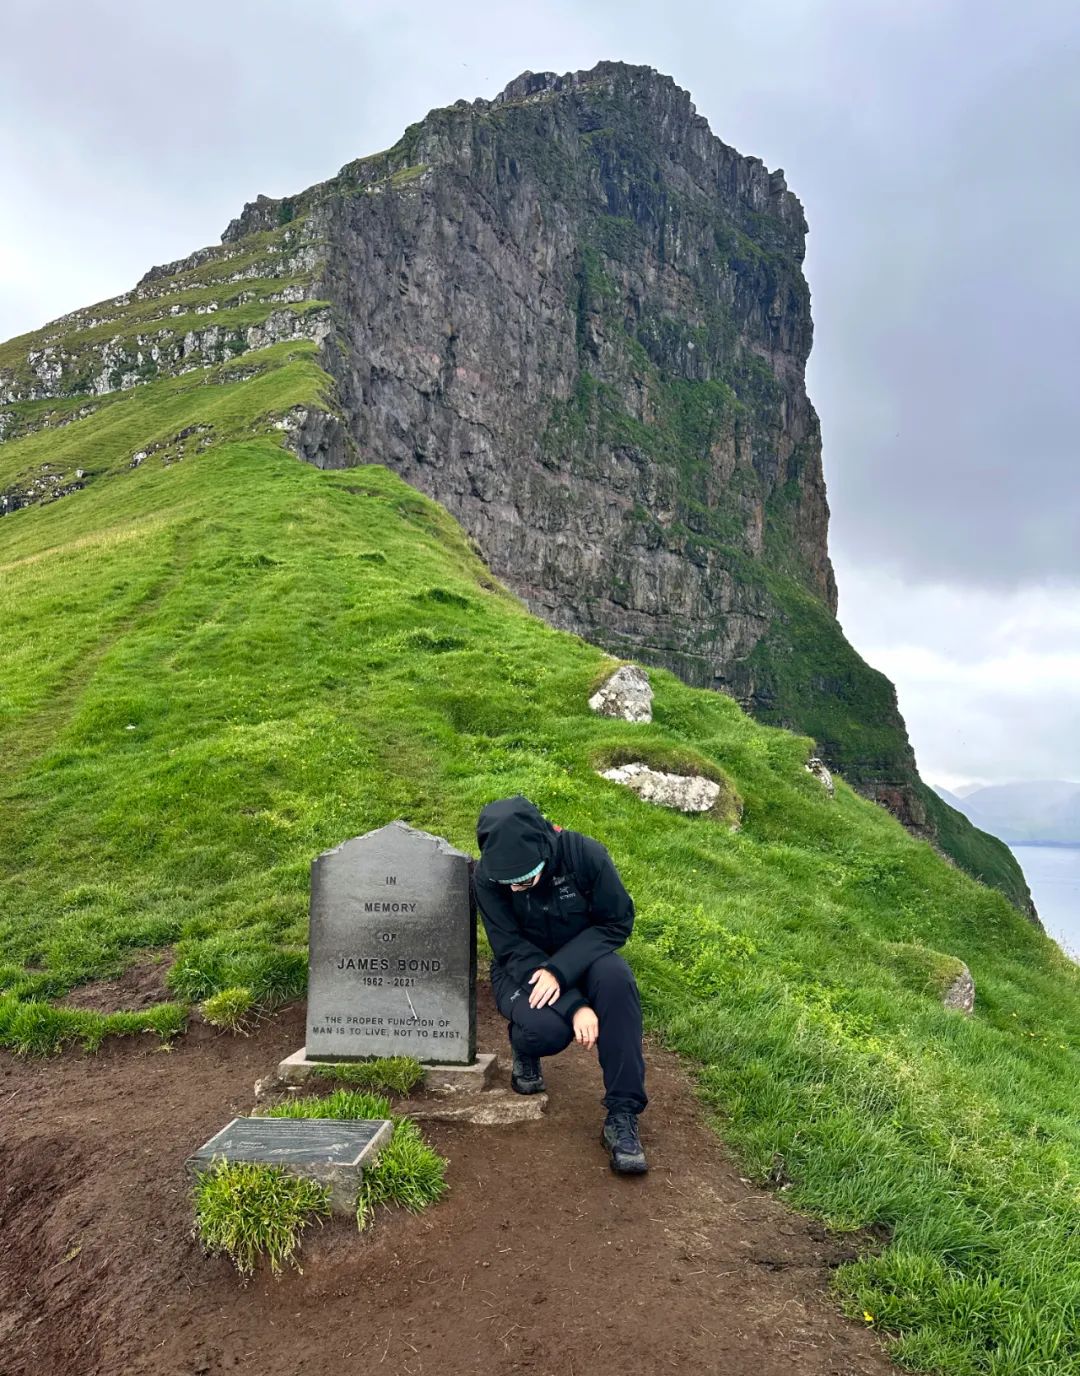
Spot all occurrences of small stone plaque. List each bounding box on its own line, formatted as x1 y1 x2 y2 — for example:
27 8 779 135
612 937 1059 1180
188 1116 393 1212
190 1115 391 1168
306 822 476 1065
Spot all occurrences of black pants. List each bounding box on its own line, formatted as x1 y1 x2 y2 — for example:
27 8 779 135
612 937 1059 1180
492 952 647 1115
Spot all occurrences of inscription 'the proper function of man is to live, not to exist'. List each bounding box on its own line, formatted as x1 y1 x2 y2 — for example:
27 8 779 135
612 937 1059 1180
306 822 477 1065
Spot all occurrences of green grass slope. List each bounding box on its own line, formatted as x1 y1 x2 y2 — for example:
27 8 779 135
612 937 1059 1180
1 343 1079 1374
743 573 1035 912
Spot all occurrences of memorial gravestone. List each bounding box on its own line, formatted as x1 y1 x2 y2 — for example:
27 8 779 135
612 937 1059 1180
305 822 477 1065
190 825 491 1211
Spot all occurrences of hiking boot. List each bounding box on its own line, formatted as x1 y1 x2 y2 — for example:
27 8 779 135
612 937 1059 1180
511 1050 546 1095
601 1111 648 1174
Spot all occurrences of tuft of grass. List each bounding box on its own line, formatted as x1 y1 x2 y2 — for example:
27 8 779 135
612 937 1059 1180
168 939 307 1006
256 1088 447 1233
0 996 187 1054
262 1088 392 1121
355 1117 449 1230
192 1160 330 1279
308 1056 425 1095
200 985 255 1033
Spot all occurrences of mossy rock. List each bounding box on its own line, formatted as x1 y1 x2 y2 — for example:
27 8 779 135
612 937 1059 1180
877 941 969 1001
591 739 743 828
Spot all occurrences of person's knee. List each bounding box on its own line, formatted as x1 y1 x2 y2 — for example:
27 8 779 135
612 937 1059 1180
513 1009 573 1057
587 952 638 996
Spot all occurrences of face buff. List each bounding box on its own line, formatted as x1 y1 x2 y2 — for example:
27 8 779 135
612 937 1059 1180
499 861 544 886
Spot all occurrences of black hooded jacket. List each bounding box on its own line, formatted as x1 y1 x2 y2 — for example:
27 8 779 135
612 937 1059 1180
475 797 635 1021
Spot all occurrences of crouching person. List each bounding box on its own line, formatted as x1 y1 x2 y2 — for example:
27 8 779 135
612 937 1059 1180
474 795 648 1174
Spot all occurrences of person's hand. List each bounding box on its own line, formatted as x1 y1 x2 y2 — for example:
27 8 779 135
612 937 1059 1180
572 1005 599 1049
528 968 561 1009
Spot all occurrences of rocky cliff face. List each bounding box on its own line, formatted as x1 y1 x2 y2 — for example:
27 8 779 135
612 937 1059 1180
228 65 939 821
231 65 837 690
0 60 1035 916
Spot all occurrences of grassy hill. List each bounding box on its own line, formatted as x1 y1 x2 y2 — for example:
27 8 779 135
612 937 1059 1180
1 233 1079 1375
0 80 1038 919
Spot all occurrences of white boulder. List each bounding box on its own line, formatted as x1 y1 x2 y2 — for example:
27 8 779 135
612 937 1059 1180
600 762 719 813
589 665 653 723
805 756 835 796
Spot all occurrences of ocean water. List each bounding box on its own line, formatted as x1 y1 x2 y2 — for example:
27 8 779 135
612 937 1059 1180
1009 845 1080 962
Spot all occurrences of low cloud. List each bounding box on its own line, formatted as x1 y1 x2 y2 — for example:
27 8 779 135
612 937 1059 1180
836 562 1080 786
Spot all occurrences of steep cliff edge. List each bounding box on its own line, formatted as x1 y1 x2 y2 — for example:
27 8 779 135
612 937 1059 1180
0 60 1033 916
224 62 1032 914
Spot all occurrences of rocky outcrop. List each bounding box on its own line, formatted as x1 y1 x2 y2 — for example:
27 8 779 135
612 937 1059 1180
589 665 653 723
0 306 331 405
236 68 911 797
942 963 976 1015
805 757 835 797
600 762 722 814
0 221 328 407
233 60 1031 912
308 65 837 679
1 465 85 515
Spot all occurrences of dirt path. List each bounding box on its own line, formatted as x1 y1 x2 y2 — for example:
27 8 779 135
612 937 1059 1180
1 988 896 1376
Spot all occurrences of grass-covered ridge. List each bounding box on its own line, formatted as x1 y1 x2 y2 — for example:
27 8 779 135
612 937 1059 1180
0 216 325 422
1 342 1078 1371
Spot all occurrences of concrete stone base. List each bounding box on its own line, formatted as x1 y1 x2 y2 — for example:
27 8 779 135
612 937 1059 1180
408 1089 548 1126
264 1048 498 1098
421 1053 498 1094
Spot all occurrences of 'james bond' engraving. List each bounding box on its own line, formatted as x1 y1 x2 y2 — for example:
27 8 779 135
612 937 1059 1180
335 957 442 971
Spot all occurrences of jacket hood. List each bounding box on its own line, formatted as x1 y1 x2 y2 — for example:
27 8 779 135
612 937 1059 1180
476 796 558 883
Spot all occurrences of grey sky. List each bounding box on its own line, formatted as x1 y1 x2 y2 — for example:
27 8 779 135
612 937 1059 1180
2 0 1078 785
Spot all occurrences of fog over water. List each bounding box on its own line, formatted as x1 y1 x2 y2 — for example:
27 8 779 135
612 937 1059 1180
1010 846 1080 963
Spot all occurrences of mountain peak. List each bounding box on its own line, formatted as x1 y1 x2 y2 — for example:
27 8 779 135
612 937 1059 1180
493 60 681 107
220 60 798 247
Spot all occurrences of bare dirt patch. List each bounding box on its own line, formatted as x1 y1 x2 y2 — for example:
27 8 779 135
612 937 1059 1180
59 950 174 1011
0 987 897 1376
